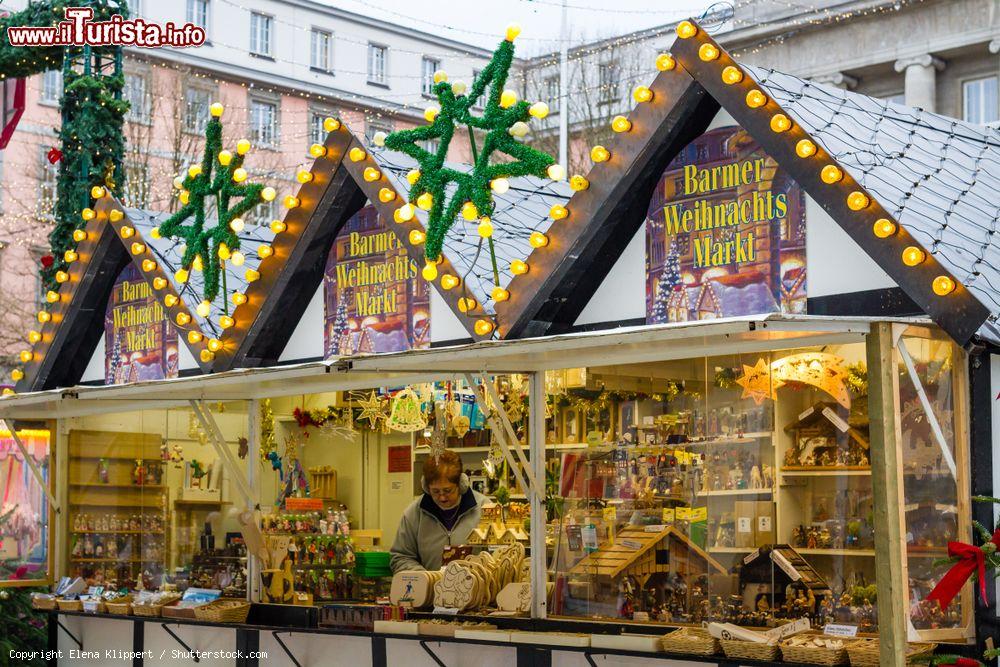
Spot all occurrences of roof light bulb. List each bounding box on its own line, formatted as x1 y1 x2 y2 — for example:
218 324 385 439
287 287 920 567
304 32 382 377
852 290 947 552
37 311 51 323
396 203 416 222
11 369 23 381
873 218 896 238
309 143 327 158
409 229 426 245
570 175 589 191
141 259 157 272
188 331 203 344
591 145 610 162
55 271 69 283
90 185 105 199
363 167 381 182
745 89 767 108
458 297 477 313
611 115 632 132
632 86 653 103
441 274 460 290
73 229 87 242
510 259 529 275
220 315 235 329
795 139 817 158
698 43 720 61
902 246 926 266
207 338 223 352
846 191 870 210
64 250 78 263
421 262 438 281
245 268 261 282
270 220 287 234
821 164 843 184
258 244 273 259
932 275 956 295
131 242 146 255
45 290 59 303
120 225 134 238
109 209 123 222
474 319 495 336
19 351 33 363
323 117 340 132
176 312 191 325
28 331 41 344
722 66 743 84
770 114 791 132
164 294 179 307
152 277 167 290
492 287 510 302
656 53 676 71
284 195 300 209
81 207 95 221
200 349 215 362
349 147 366 162
232 292 248 306
379 188 396 203
550 204 568 220
676 20 697 38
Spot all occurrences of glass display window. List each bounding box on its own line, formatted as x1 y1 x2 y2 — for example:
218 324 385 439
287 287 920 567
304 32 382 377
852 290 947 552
0 428 51 585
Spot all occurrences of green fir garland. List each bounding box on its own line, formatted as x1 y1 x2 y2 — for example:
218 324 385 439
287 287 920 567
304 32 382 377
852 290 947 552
157 112 266 303
383 33 555 262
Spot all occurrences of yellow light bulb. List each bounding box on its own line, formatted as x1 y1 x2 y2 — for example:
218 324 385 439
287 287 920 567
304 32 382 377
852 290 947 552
570 175 589 191
175 268 189 283
236 139 251 155
591 145 610 162
164 294 179 307
19 351 33 363
309 143 327 158
490 178 510 194
846 191 870 210
421 262 438 281
218 150 233 166
721 66 743 84
510 259 529 275
109 209 123 222
441 274 460 290
188 331 203 344
505 22 521 41
258 244 273 259
745 89 767 108
795 139 817 158
150 226 161 239
45 290 59 303
188 164 202 179
229 217 245 233
416 193 433 210
547 164 566 181
461 202 479 220
656 53 676 71
261 186 276 201
218 243 231 260
933 275 956 296
141 259 156 272
294 169 313 185
676 20 697 38
474 319 495 336
131 242 146 255
81 207 95 220
409 229 426 245
173 175 184 189
73 229 87 242
284 195 300 209
770 114 791 132
179 190 191 205
821 164 843 184
424 106 440 122
38 311 51 323
873 218 896 238
492 287 510 302
55 270 69 283
232 292 248 306
209 102 224 117
458 297 477 313
363 167 381 182
372 131 387 147
64 250 78 263
200 349 215 362
231 251 246 266
176 312 191 325
396 203 415 222
120 226 134 238
902 246 926 266
245 268 261 282
550 204 568 220
152 277 167 290
478 219 494 238
349 147 366 162
91 185 105 199
378 187 396 203
451 81 467 96
529 102 549 119
207 338 223 352
11 369 23 381
633 86 653 103
196 300 211 317
192 255 204 272
509 121 529 138
28 331 41 344
270 220 287 234
232 168 248 183
323 117 340 132
500 89 517 108
220 315 235 329
611 115 632 132
698 43 720 61
433 69 448 84
406 169 421 185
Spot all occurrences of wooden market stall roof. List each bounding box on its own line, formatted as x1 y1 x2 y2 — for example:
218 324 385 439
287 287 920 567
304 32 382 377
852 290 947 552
567 525 727 579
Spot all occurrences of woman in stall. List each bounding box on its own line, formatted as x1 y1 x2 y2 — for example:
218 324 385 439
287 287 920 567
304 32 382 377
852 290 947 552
390 449 487 572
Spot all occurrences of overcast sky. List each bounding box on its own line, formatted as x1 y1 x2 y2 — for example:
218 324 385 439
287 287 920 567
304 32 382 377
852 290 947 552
327 0 716 55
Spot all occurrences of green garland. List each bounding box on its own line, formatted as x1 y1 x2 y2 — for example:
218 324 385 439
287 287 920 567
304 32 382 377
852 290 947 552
158 113 265 303
383 32 555 262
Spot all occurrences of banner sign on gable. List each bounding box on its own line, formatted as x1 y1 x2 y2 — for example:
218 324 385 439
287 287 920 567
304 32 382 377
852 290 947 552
105 263 178 384
324 205 430 357
646 125 806 323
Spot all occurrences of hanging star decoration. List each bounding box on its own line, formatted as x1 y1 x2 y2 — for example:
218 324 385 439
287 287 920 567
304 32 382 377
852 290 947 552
157 102 275 305
382 23 559 280
353 390 390 430
735 358 781 405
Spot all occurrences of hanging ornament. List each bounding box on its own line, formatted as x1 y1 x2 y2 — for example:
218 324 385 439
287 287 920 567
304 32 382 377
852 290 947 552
46 147 62 164
453 415 471 438
237 436 248 459
260 398 277 465
387 387 428 432
735 358 780 405
39 255 54 269
188 411 208 445
353 390 390 430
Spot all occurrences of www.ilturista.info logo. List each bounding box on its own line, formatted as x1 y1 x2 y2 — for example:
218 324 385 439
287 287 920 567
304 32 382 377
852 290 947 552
7 7 206 48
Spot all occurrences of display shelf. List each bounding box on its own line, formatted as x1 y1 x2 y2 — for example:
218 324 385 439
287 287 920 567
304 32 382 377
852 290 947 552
696 488 773 497
780 467 872 477
795 548 876 557
707 546 755 554
173 499 226 507
70 557 162 563
688 432 773 444
71 531 164 535
71 483 166 489
70 501 166 508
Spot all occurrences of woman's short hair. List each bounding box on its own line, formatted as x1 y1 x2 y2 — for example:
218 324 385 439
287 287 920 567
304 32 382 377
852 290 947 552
423 450 463 487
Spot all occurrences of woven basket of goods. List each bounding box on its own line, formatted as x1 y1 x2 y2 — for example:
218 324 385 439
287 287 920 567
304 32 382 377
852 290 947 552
30 594 58 611
131 593 181 618
193 599 252 624
104 596 133 615
56 598 83 612
720 638 780 662
660 627 719 656
847 639 937 666
780 632 858 666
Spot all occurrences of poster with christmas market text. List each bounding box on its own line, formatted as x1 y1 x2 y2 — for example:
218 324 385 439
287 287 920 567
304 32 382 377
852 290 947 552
646 125 806 323
104 263 179 385
324 205 430 357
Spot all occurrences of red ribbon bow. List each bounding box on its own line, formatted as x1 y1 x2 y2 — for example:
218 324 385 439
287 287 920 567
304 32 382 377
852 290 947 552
925 528 1000 609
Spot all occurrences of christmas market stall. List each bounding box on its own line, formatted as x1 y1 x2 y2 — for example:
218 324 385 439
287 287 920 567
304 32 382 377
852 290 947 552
3 18 1000 667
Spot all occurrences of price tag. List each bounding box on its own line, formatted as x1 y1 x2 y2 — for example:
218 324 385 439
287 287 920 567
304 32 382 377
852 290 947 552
661 507 675 523
643 525 667 532
690 506 707 522
737 517 753 533
433 606 461 615
823 624 859 638
758 516 772 532
582 524 598 552
797 406 815 421
603 506 617 523
621 539 643 550
675 507 691 521
821 407 850 433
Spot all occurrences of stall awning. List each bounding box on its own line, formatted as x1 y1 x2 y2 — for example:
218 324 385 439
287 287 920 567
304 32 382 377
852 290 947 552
0 314 926 420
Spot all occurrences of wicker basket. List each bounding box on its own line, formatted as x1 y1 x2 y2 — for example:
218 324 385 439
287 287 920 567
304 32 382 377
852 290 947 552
31 596 58 611
56 599 83 612
780 633 857 666
105 598 133 615
660 627 719 656
82 599 106 614
132 594 181 618
720 638 780 662
847 639 937 666
194 599 251 624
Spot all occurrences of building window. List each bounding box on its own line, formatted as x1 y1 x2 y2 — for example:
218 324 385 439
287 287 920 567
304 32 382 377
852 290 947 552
183 86 211 134
308 110 336 152
40 70 62 104
598 62 620 103
368 43 388 85
127 0 141 18
124 73 150 124
472 69 486 108
245 197 276 226
123 161 150 209
250 12 273 57
250 98 278 147
421 138 440 154
963 76 999 125
310 29 332 72
186 0 208 30
38 146 58 219
365 119 393 145
544 76 559 113
421 57 440 96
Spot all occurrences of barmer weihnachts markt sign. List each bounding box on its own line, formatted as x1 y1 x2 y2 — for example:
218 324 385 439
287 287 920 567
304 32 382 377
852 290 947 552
324 205 430 357
646 125 806 323
105 263 179 384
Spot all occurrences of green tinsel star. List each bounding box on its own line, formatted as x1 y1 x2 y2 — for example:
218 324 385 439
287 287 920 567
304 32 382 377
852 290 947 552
384 33 555 262
158 111 266 303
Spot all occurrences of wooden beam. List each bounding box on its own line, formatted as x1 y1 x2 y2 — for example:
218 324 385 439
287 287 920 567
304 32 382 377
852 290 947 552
866 322 909 664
